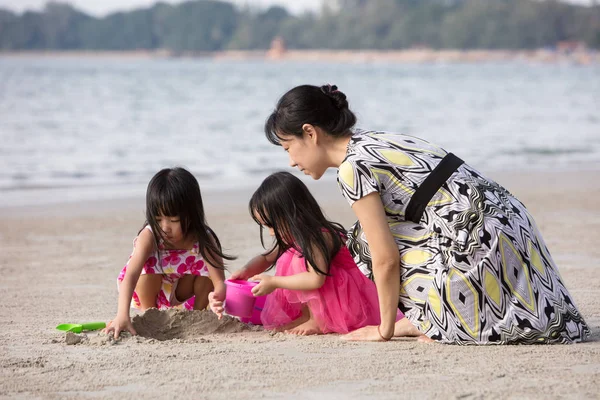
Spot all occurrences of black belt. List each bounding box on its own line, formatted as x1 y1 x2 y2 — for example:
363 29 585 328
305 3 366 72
405 153 464 224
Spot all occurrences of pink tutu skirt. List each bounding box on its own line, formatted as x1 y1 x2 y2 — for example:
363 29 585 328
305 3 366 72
261 246 404 334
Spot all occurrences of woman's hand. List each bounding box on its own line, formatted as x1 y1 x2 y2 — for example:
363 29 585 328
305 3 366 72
208 290 225 319
250 274 277 296
341 325 389 342
103 315 136 339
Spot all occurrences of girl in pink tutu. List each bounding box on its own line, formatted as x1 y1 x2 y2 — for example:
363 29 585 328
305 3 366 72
104 167 235 339
211 171 403 336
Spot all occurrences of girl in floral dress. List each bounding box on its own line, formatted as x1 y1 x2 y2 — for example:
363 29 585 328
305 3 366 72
104 167 234 338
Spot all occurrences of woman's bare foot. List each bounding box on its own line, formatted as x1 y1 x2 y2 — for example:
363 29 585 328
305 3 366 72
285 318 322 336
394 318 436 343
417 335 435 343
393 317 422 337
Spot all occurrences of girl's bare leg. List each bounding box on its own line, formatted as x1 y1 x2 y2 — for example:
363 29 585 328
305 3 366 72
285 306 322 336
136 274 163 311
276 306 310 332
174 275 214 310
192 276 214 310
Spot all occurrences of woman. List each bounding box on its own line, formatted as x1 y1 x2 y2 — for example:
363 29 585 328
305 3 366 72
262 84 590 344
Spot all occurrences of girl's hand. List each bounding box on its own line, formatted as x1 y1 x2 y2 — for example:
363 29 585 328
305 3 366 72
341 325 389 342
250 274 276 296
230 268 252 281
103 315 136 339
208 290 226 319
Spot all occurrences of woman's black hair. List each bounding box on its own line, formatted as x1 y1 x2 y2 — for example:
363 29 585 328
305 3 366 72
249 171 347 275
264 84 357 145
143 167 235 269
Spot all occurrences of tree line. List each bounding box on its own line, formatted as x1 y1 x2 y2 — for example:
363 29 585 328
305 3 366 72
0 0 598 51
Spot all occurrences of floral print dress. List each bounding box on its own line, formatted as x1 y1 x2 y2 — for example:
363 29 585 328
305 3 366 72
117 226 209 310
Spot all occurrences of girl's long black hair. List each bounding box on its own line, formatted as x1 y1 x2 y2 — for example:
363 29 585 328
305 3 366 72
143 167 235 269
249 171 346 275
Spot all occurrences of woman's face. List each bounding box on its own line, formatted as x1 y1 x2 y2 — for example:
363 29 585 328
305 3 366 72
279 127 328 180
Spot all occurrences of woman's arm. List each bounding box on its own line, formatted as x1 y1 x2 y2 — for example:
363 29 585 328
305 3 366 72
351 192 400 339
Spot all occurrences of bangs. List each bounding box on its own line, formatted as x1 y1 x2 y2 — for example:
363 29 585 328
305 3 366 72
250 199 273 228
264 112 283 146
148 186 183 218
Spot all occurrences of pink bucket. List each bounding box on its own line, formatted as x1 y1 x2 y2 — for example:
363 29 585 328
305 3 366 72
224 279 258 318
240 294 266 325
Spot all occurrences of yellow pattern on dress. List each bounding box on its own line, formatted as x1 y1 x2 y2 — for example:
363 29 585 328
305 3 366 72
338 161 354 189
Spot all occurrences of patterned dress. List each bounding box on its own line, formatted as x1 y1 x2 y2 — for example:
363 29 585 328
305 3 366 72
117 226 210 310
337 129 590 344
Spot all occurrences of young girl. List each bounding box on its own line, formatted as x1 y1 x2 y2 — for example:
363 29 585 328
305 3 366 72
105 167 234 339
210 171 403 336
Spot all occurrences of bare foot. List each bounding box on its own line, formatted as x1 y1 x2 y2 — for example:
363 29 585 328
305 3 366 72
394 317 422 337
394 318 436 343
417 335 435 343
276 314 309 332
285 318 322 336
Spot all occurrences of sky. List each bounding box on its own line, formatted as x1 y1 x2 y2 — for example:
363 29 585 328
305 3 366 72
0 0 594 16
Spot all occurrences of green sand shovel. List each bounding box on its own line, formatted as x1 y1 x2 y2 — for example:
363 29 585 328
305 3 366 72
56 322 106 333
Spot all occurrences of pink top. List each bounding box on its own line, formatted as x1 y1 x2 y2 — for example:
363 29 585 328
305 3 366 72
260 244 404 334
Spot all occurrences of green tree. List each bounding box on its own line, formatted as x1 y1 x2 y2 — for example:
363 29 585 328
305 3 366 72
0 0 598 51
228 6 290 49
158 1 237 51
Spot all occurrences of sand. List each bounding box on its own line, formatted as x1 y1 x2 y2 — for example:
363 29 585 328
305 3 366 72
2 49 598 65
0 169 599 399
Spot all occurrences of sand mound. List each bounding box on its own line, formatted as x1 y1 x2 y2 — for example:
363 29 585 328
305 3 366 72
62 309 262 346
131 308 259 341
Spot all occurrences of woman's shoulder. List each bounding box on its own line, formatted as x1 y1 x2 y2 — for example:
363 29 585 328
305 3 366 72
348 129 446 160
350 129 428 148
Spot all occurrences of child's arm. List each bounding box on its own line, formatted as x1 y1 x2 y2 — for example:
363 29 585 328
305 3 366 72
204 245 227 302
105 228 154 338
250 240 330 296
251 264 326 296
203 234 236 318
230 248 278 280
209 247 278 319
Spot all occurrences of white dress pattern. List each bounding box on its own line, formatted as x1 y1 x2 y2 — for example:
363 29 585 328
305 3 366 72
338 130 590 344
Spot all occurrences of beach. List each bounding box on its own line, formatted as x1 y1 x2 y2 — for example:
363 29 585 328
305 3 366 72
0 168 599 399
2 48 598 65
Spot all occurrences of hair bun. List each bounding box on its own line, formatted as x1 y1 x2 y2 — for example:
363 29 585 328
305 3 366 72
320 84 348 110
